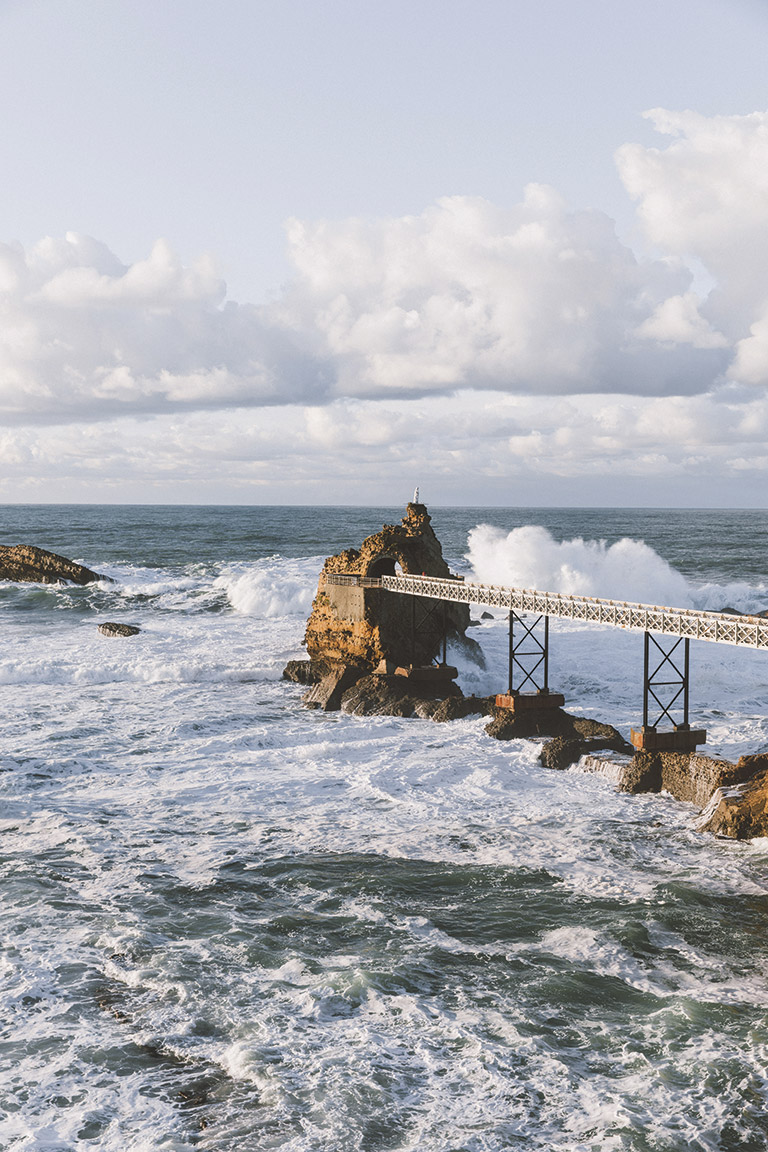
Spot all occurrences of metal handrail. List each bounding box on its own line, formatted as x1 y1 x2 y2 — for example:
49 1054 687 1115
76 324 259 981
323 572 768 650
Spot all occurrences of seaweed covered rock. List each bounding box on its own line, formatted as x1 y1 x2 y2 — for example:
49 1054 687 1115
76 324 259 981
0 544 106 585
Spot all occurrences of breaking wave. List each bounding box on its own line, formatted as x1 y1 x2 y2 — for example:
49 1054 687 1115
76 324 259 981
465 523 768 614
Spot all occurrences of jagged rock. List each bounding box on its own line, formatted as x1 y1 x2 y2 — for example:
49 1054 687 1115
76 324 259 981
487 704 625 745
696 754 768 838
98 622 141 637
304 665 364 711
289 502 482 711
0 544 106 585
282 658 329 685
540 733 631 770
301 502 474 678
431 695 494 723
480 611 494 620
340 672 463 718
617 749 662 794
618 749 755 803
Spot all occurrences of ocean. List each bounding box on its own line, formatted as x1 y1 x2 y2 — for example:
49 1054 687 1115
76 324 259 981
1 504 768 1152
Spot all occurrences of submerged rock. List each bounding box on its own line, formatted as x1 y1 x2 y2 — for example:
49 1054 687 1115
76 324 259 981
0 544 106 585
98 622 141 637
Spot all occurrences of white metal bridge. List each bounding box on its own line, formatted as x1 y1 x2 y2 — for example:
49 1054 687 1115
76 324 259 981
326 572 768 650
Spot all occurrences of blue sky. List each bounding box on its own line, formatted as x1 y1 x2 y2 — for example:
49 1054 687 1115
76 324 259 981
1 0 768 504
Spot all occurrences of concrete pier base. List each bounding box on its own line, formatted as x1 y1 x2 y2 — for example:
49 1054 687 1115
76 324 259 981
495 691 566 712
630 725 707 752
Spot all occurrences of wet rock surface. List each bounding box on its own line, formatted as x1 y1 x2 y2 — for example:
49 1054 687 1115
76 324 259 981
282 659 329 685
340 673 469 719
98 622 141 637
0 544 106 585
487 704 626 746
696 755 768 838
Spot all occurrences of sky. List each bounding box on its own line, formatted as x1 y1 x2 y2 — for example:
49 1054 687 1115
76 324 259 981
1 0 768 506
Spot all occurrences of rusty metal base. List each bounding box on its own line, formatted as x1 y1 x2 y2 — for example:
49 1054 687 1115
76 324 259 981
630 726 707 752
495 691 565 712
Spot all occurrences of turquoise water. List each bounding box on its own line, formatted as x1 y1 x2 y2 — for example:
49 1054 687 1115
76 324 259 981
1 506 767 1151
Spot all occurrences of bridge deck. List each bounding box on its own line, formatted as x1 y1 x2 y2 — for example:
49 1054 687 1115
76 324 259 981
325 573 768 651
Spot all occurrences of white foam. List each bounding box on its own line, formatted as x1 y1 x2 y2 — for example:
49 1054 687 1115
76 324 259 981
467 522 693 606
214 562 316 617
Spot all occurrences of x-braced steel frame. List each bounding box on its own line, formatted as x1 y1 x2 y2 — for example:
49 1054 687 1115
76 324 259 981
508 612 549 694
410 596 449 665
642 631 690 730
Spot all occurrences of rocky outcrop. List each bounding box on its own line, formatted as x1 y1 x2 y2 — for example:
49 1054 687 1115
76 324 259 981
696 755 768 838
303 503 471 674
0 544 106 585
296 502 477 710
487 702 627 747
98 622 141 637
282 659 329 685
339 672 468 719
575 747 768 838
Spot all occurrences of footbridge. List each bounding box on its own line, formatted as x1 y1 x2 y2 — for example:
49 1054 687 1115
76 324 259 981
326 573 768 751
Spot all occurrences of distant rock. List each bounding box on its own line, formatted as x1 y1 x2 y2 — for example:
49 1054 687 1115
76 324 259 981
98 622 141 637
0 544 106 585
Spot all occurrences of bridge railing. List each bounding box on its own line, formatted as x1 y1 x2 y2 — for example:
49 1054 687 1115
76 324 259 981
324 572 768 651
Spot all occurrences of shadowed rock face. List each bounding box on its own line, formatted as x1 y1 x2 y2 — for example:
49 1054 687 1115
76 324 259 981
303 503 472 676
0 544 106 585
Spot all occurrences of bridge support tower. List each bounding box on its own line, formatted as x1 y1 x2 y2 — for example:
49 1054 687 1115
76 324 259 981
495 611 565 713
631 632 706 752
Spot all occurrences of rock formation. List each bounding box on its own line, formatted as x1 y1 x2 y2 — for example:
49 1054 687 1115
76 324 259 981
98 622 141 637
292 502 475 710
696 755 768 837
0 544 106 585
572 746 768 839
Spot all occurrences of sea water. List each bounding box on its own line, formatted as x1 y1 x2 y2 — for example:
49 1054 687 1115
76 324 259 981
1 505 767 1152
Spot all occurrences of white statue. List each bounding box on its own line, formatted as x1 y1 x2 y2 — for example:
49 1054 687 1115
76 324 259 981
413 486 420 503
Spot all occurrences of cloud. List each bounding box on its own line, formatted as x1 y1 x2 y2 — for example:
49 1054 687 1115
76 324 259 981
282 185 727 399
616 108 768 382
3 106 768 504
0 232 331 422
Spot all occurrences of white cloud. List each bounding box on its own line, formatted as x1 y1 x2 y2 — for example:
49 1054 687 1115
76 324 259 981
0 232 330 421
2 107 768 500
282 185 720 398
617 108 768 379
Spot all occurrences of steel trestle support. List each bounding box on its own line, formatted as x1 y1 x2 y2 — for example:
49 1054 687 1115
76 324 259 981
631 631 706 751
508 612 549 694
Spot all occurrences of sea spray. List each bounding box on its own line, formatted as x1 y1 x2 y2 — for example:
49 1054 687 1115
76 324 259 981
466 523 693 606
